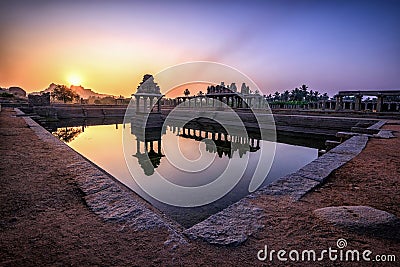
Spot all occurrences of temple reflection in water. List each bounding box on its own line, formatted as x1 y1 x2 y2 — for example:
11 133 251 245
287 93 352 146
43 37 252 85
130 117 263 176
131 126 165 176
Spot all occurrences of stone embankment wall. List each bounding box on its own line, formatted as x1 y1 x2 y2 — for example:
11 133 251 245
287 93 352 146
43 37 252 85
28 104 128 119
162 108 378 137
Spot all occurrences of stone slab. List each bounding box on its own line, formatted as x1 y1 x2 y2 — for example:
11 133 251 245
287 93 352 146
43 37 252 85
314 206 400 232
184 201 264 246
313 206 400 240
257 174 320 200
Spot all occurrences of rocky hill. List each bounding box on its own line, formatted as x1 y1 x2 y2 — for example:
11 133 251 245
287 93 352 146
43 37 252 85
38 83 113 99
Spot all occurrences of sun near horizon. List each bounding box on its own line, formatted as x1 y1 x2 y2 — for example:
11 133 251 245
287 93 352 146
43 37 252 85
67 75 83 87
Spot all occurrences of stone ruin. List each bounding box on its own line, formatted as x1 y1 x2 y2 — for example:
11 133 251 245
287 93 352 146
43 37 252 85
28 92 50 106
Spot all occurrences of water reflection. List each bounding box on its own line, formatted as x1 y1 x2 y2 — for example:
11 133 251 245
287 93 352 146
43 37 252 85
129 117 267 177
52 126 83 142
132 127 164 176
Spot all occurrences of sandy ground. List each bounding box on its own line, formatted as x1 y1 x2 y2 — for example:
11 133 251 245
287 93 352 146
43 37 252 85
1 107 399 266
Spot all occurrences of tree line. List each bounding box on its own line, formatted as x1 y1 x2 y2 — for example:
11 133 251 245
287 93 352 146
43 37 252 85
265 84 329 103
182 84 330 104
51 84 80 103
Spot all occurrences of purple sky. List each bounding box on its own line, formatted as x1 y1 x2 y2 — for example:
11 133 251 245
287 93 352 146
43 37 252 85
1 0 399 97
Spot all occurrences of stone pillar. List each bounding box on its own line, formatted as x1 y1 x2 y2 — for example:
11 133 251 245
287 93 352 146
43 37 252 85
158 140 161 155
376 95 384 112
149 97 154 111
335 96 343 111
355 95 362 111
136 139 140 153
143 98 147 112
135 96 140 112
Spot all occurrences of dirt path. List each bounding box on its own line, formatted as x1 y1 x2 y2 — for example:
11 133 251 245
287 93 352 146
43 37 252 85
1 108 399 266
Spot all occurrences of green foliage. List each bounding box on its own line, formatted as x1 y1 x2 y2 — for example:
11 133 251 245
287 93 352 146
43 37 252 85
268 84 329 103
0 92 14 97
52 127 82 143
51 84 80 103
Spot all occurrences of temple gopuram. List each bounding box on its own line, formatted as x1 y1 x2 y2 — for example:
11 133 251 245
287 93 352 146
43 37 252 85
133 74 163 113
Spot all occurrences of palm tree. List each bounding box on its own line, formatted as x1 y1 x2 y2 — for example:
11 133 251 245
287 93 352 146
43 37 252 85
290 88 302 101
313 90 320 101
183 88 190 96
308 90 314 102
300 84 308 101
273 91 280 101
282 90 290 102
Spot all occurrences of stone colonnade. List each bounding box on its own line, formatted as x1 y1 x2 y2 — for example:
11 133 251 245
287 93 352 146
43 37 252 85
174 94 266 109
169 125 260 149
134 93 162 113
334 90 400 112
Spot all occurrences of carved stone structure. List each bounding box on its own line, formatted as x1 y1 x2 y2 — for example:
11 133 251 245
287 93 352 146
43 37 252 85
133 74 163 113
172 82 266 110
334 90 400 112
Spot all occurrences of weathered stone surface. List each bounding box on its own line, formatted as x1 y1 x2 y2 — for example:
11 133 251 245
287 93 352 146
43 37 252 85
257 173 319 200
184 201 264 246
329 135 368 155
314 206 395 226
296 136 367 182
350 126 379 134
314 206 400 235
374 130 395 139
367 120 387 130
297 157 344 182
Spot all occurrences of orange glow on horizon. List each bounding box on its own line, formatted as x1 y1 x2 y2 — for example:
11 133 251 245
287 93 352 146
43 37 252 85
67 74 82 86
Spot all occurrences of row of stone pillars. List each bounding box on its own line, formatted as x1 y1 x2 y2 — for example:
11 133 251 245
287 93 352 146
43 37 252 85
335 95 395 112
134 95 162 113
175 95 266 109
136 139 162 155
174 126 260 147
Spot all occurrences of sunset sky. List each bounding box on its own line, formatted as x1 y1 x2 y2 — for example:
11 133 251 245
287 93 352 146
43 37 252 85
1 0 399 97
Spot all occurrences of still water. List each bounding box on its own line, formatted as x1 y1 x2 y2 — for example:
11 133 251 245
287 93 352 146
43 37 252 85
52 122 318 228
